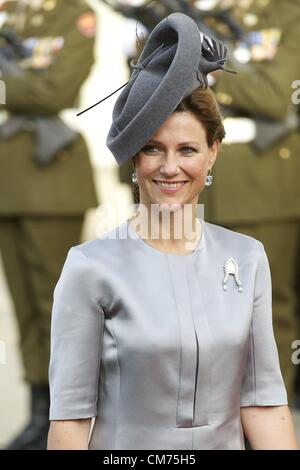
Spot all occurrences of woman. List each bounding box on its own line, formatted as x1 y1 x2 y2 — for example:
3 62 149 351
47 13 298 449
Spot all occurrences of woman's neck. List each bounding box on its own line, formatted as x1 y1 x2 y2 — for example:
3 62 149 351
129 204 202 254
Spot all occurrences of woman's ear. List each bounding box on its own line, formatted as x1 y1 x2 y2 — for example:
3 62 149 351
209 140 220 168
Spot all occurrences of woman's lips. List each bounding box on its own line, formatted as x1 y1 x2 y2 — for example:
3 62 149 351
152 180 188 194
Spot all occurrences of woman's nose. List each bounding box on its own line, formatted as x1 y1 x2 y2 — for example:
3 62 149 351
160 152 180 176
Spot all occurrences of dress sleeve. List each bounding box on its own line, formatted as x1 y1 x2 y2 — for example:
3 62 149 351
49 246 105 420
240 241 288 407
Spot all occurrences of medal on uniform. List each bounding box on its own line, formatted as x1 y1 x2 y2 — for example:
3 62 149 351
249 28 282 61
20 36 64 69
223 257 243 292
243 13 258 27
76 12 96 38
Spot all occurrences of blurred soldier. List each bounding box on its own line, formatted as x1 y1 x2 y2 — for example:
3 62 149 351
198 0 300 405
0 0 98 449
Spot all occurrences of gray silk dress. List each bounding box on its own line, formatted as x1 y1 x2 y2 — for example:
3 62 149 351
49 218 288 450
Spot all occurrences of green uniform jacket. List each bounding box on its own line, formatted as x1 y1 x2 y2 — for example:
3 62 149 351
199 0 300 224
0 0 98 215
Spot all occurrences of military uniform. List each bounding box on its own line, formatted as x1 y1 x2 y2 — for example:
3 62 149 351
198 0 300 404
0 0 98 448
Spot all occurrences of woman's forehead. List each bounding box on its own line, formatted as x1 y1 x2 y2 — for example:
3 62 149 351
150 112 206 142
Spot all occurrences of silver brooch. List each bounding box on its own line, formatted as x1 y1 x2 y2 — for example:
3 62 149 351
223 257 243 293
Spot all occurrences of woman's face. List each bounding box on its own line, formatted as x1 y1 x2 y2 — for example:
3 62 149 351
133 111 220 211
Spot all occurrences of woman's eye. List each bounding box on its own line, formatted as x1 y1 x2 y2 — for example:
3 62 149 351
181 147 196 154
141 145 196 154
142 145 158 153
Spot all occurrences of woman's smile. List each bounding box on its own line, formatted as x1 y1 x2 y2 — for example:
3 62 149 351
152 179 189 194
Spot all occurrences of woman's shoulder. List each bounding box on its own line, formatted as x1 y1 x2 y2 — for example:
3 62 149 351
204 220 264 259
65 220 129 262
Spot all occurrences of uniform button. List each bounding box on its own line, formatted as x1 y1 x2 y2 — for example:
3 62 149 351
216 92 233 105
279 147 291 160
243 13 258 27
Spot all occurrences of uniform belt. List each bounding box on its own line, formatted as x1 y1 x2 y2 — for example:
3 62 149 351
223 117 256 144
222 111 299 149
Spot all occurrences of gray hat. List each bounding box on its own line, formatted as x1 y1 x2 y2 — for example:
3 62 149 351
78 12 232 166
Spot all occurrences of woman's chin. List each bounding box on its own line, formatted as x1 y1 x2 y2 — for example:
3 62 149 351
147 198 185 213
158 202 183 212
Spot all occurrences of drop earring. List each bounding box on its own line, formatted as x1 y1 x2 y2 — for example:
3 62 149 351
205 168 213 186
131 171 137 184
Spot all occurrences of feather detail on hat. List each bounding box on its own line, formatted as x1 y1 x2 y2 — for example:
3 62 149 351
197 34 237 87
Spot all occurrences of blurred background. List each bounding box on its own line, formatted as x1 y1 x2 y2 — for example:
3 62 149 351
0 0 134 448
0 0 300 449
